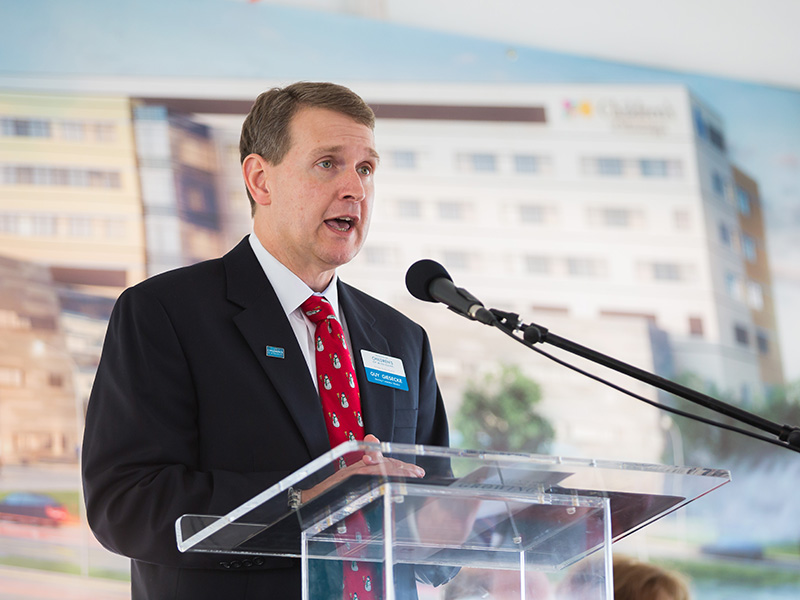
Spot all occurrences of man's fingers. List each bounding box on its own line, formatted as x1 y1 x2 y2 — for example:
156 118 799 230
358 457 424 478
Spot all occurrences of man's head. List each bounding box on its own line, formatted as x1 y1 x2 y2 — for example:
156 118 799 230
240 82 375 215
241 82 379 291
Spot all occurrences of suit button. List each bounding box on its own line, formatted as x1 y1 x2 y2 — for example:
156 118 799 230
254 557 265 566
242 559 253 568
219 561 230 569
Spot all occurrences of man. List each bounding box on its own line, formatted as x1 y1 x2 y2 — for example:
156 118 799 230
82 82 451 599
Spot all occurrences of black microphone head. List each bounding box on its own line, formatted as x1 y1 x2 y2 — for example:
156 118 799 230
405 259 452 302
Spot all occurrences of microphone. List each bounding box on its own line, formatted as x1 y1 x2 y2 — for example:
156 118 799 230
405 260 495 325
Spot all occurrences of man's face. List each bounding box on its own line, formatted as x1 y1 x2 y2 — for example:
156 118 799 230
251 106 378 290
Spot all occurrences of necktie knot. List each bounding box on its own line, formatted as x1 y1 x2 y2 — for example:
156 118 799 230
301 295 336 325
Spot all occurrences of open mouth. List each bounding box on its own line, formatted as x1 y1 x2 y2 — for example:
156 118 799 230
325 217 355 232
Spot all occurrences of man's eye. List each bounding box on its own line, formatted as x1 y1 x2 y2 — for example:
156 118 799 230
358 165 373 175
318 160 333 169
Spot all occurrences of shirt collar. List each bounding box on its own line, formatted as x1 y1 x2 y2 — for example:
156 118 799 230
248 232 341 319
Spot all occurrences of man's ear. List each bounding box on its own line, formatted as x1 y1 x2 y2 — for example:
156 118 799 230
242 154 272 207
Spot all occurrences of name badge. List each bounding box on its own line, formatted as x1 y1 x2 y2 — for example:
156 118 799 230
361 350 408 391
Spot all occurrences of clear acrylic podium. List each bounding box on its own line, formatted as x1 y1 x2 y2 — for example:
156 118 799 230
177 442 729 599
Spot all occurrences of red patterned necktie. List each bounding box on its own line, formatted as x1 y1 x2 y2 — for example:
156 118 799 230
301 295 380 600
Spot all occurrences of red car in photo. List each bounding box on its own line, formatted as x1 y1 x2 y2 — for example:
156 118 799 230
0 492 71 526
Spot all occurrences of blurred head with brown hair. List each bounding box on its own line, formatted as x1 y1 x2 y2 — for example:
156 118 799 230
613 556 691 600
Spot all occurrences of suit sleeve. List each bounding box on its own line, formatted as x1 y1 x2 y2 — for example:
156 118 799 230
411 326 461 588
414 327 450 450
81 287 294 569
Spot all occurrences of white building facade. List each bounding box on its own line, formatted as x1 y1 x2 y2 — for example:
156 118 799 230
340 83 774 394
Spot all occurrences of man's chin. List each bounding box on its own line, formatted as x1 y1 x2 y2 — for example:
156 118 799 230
320 242 363 269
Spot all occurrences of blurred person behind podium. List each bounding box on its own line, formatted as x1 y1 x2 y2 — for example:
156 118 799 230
82 81 451 600
613 555 691 600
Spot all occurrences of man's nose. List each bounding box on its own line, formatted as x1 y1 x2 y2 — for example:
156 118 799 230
340 168 367 201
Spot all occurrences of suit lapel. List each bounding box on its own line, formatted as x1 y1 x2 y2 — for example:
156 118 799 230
339 282 396 441
224 238 330 460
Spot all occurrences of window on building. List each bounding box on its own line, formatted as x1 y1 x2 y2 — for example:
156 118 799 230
459 153 497 173
734 324 750 346
639 159 683 178
50 168 71 186
70 169 88 187
31 214 58 236
513 155 539 174
519 204 545 224
0 117 51 138
693 106 707 140
747 281 764 311
32 167 49 185
689 316 704 337
652 262 684 281
14 166 34 184
88 170 122 189
68 217 93 238
93 122 117 143
596 158 624 176
712 171 726 197
88 170 109 188
60 121 86 141
388 150 417 170
708 125 727 153
736 186 752 216
718 222 732 247
756 330 770 355
397 199 422 220
524 255 551 275
742 234 757 262
103 218 127 239
567 257 606 277
438 201 466 221
673 209 691 231
134 105 169 121
639 159 666 177
725 271 742 300
0 213 21 234
600 208 633 228
135 121 171 159
442 251 470 270
0 165 123 189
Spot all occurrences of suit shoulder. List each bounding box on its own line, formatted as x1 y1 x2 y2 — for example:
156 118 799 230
341 282 422 333
121 257 225 303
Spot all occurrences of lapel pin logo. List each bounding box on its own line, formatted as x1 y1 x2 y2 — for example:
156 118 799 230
266 346 285 359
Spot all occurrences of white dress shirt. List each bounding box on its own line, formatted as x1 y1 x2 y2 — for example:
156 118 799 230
248 232 353 385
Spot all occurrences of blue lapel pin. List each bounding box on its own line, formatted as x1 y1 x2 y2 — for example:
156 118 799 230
266 346 285 359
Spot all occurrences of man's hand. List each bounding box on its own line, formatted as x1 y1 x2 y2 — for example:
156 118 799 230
299 434 425 504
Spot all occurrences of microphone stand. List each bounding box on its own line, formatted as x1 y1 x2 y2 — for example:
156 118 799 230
487 309 800 453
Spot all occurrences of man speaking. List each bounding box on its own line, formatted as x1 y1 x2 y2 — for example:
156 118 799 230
82 82 451 599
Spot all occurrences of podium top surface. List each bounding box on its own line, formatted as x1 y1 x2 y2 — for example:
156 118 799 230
176 441 730 565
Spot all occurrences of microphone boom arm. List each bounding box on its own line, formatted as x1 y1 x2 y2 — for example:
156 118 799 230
488 309 800 452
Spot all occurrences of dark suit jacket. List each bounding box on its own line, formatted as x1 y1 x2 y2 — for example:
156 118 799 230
81 237 450 599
